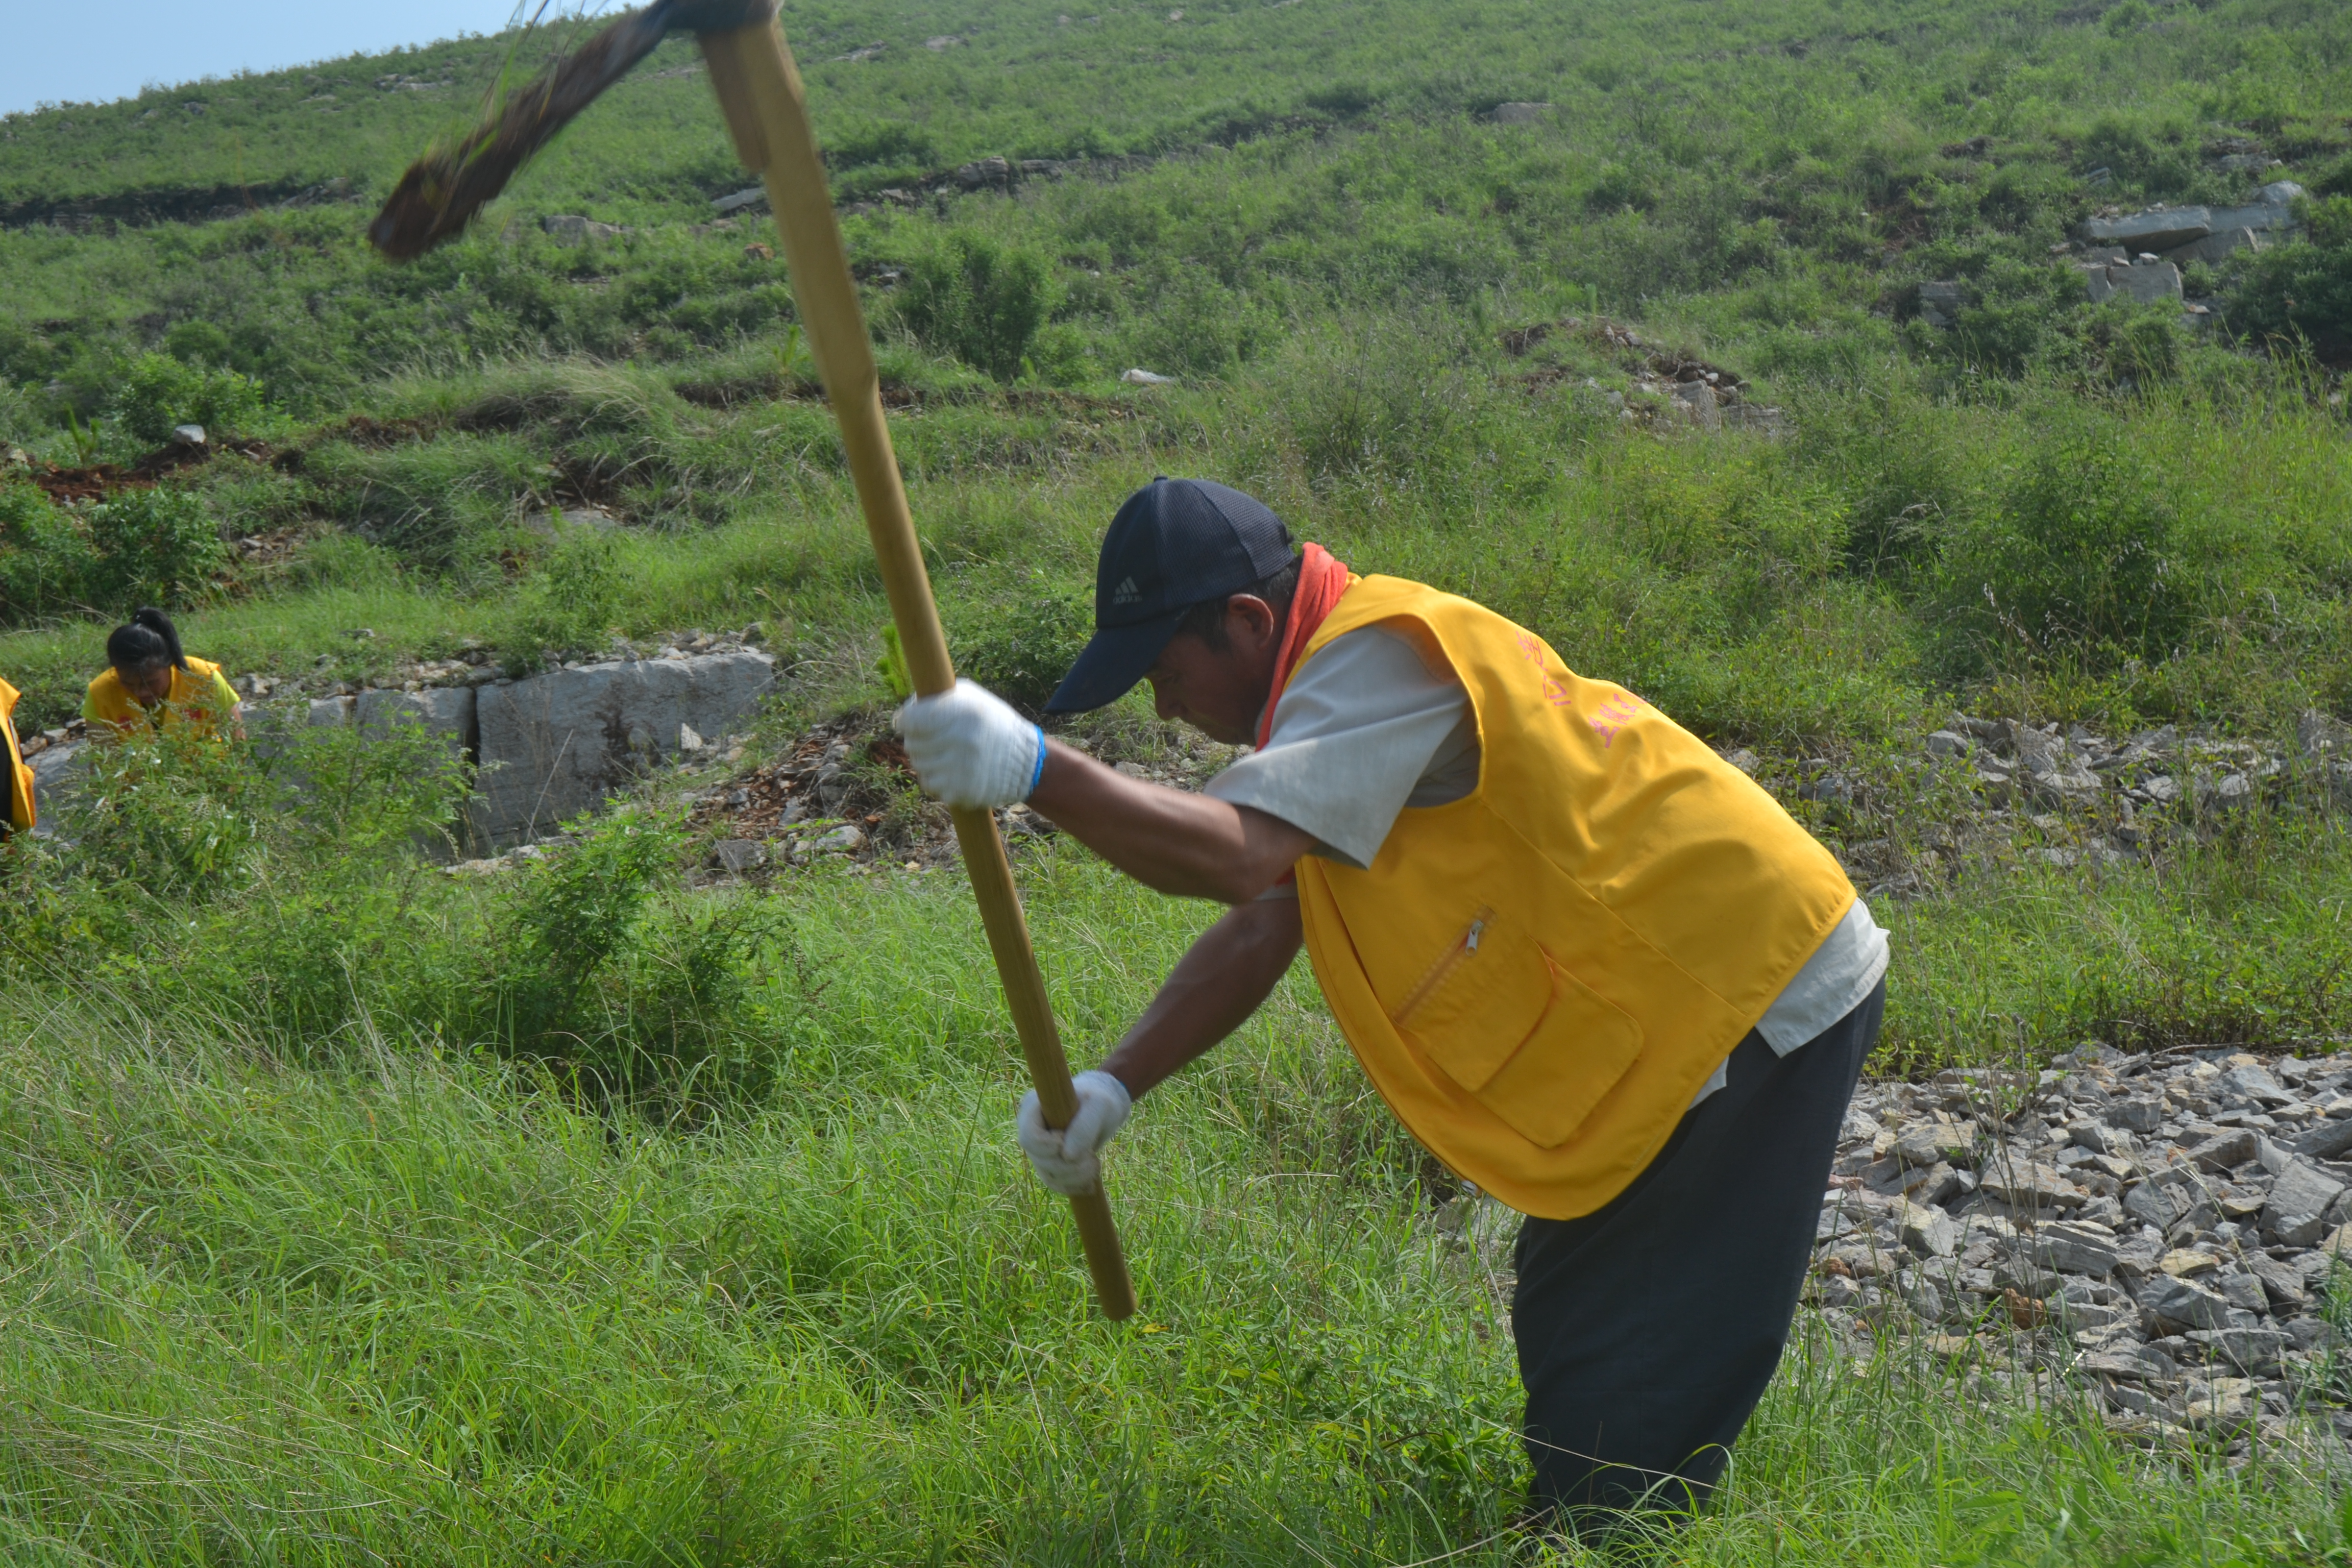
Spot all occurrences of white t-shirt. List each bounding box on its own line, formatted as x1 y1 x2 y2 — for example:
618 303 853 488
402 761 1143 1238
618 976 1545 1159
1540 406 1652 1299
1205 625 1889 1107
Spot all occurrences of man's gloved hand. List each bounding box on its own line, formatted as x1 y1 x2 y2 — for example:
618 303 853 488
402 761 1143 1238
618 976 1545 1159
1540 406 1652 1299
1016 1069 1132 1196
894 679 1046 810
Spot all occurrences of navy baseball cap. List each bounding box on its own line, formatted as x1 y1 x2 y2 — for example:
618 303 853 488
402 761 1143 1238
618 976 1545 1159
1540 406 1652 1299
1044 477 1295 714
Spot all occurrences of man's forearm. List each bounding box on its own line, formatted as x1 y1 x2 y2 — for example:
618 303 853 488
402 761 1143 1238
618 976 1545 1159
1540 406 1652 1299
1098 895 1303 1097
1028 739 1309 902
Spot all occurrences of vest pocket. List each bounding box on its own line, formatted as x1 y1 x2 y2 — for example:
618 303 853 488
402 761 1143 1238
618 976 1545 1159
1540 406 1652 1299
1394 915 1647 1150
1478 958 1646 1148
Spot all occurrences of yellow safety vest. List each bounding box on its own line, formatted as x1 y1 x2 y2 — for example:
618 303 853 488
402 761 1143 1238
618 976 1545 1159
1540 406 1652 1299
0 677 31 834
1289 576 1855 1219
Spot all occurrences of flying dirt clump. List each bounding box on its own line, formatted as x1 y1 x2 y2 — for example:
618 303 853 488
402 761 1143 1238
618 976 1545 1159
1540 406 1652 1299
369 5 677 261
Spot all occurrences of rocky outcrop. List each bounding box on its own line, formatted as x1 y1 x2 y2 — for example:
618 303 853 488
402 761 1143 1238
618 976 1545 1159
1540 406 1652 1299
278 646 772 850
2075 181 2304 276
471 651 773 846
2083 258 2183 307
355 685 478 763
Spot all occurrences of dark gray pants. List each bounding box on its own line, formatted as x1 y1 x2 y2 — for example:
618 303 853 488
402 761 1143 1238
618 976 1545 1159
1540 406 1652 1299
1512 979 1881 1521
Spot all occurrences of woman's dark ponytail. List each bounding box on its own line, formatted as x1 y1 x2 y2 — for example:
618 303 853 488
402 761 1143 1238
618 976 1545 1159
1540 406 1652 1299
133 607 186 670
106 607 187 674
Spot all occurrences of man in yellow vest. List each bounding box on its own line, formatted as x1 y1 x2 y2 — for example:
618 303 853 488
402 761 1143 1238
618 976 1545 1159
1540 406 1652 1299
897 477 1886 1526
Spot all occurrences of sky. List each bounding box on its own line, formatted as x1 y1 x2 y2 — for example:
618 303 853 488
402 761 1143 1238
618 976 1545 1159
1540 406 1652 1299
2 2 538 117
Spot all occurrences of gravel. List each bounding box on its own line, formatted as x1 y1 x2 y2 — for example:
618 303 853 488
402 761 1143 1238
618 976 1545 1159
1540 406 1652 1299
1812 1040 2352 1450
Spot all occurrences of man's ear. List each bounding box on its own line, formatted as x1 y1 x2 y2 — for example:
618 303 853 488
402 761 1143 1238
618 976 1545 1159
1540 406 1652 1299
1224 594 1279 650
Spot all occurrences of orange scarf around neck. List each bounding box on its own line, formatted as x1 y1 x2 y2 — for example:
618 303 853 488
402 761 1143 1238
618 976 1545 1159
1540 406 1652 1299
1256 542 1355 749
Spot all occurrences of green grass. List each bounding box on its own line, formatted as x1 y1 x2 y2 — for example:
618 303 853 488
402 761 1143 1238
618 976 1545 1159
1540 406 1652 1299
4 0 2352 1552
5 850 2352 1564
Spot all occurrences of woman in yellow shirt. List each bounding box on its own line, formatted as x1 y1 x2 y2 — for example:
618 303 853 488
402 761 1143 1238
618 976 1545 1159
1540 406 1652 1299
84 608 243 740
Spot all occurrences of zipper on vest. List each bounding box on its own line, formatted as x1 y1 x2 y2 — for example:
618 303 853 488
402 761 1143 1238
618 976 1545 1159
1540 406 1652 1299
1391 905 1496 1027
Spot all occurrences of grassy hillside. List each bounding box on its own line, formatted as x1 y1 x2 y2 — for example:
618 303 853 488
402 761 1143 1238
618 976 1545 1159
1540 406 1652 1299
10 0 2343 208
4 0 2352 1557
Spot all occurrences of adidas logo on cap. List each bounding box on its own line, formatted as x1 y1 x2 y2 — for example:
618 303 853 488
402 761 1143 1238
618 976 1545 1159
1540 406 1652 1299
1112 575 1142 605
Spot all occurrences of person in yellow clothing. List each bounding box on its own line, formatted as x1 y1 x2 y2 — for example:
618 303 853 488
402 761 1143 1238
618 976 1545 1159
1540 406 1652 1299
84 608 243 741
0 674 34 836
896 479 1888 1532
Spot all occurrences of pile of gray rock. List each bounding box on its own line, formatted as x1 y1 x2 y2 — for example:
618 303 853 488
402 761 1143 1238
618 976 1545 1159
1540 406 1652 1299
1909 180 2304 328
2076 180 2305 275
1781 711 2349 902
2071 180 2305 313
1815 1042 2352 1451
1925 712 2337 815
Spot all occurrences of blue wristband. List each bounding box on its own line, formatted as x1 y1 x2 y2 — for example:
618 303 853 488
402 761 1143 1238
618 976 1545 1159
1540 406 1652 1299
1025 725 1047 799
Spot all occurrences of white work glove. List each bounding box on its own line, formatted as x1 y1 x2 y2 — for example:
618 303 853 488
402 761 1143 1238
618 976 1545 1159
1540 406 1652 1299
894 679 1046 809
1016 1070 1132 1196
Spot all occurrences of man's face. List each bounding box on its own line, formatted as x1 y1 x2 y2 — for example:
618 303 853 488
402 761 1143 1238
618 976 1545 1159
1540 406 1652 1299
1143 594 1281 746
120 662 174 706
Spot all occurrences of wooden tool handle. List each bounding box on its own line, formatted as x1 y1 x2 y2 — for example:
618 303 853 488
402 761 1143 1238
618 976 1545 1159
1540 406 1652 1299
698 18 1138 1322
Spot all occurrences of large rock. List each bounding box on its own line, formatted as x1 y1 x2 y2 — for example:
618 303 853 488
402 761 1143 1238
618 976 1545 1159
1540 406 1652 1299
26 740 85 834
2213 1062 2291 1108
1668 380 1720 429
1895 1119 1977 1168
2094 183 2301 268
1978 1160 2086 1212
355 685 478 761
473 652 773 846
2138 1273 2236 1333
2084 259 2182 306
2207 182 2303 234
2079 206 2214 252
2263 1159 2346 1246
2160 226 2263 267
2024 1219 2120 1277
2294 1115 2352 1161
1898 1200 1958 1259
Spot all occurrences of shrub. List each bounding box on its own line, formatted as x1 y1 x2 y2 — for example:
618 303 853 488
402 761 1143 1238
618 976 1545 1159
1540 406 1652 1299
272 713 472 857
72 723 267 900
109 351 268 447
1937 259 2081 377
899 233 1058 380
160 320 233 366
505 529 627 665
455 806 793 1103
84 484 228 610
487 806 684 1057
1583 163 1650 214
2226 195 2352 359
1928 427 2192 674
0 480 95 621
1270 323 1487 484
2076 116 2197 199
950 590 1093 714
827 122 938 169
